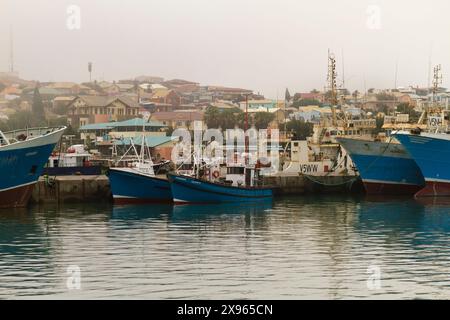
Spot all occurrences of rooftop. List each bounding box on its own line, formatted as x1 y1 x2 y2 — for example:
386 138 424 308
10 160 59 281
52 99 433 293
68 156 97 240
113 135 177 147
79 117 167 131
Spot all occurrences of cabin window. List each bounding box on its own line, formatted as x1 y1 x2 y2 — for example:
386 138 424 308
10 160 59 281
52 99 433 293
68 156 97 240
227 167 245 175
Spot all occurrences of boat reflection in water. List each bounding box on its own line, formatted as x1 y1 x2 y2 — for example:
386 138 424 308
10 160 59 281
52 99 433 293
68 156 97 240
111 204 173 221
170 201 273 221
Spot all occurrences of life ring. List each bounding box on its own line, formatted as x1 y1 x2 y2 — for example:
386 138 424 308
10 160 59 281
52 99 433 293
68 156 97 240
212 170 220 178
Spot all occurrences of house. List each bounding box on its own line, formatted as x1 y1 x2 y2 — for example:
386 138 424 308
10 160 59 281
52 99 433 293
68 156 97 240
47 82 81 95
152 111 203 130
239 99 277 112
293 92 324 103
163 79 199 90
67 95 141 128
291 106 333 123
151 90 181 108
53 96 75 111
135 75 164 84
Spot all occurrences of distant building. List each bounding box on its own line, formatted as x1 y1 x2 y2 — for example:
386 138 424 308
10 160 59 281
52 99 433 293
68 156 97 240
293 92 324 103
239 99 277 112
135 75 164 83
46 82 82 95
152 111 203 130
67 95 140 128
79 117 167 142
291 106 332 123
151 90 181 108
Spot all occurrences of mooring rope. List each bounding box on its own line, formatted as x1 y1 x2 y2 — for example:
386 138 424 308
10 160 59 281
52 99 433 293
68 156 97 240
304 135 395 187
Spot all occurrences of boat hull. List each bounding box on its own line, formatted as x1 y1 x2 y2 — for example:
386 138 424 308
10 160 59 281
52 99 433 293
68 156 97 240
395 133 450 197
0 128 66 208
168 173 273 204
337 138 424 195
108 168 172 204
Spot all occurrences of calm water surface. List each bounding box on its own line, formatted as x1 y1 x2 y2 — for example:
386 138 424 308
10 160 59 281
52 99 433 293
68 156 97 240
1 196 449 299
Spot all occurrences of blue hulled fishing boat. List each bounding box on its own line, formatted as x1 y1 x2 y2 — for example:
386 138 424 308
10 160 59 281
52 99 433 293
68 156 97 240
0 126 66 208
337 137 425 195
394 131 450 197
168 164 273 204
108 113 173 204
109 164 172 204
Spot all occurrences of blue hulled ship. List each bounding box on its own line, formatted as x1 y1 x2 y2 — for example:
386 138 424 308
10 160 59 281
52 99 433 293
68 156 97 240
394 132 450 197
0 126 66 208
337 137 425 195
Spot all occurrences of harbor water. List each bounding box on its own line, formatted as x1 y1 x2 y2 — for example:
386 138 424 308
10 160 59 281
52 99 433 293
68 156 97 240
1 196 450 299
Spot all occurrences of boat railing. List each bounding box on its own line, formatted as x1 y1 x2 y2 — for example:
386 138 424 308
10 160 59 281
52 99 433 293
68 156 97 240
3 126 65 141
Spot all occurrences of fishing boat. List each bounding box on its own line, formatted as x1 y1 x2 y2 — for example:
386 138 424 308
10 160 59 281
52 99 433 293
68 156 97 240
108 113 173 204
0 126 66 208
43 144 102 176
337 136 425 195
109 161 172 204
393 64 450 197
394 131 450 197
167 164 273 204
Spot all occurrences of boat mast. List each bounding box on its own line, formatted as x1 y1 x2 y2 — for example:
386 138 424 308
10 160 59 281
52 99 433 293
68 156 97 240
327 50 338 126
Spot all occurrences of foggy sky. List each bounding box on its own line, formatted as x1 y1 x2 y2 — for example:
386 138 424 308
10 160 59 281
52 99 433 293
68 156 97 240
1 0 450 98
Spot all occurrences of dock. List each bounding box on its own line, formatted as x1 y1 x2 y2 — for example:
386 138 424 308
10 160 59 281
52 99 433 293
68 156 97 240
31 175 111 204
30 174 361 204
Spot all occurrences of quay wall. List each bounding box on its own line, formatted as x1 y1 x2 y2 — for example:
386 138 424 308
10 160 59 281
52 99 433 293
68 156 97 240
31 175 111 204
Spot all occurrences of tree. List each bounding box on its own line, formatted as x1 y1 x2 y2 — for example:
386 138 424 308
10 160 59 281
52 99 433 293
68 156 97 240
254 112 275 130
375 115 385 134
1 110 34 131
204 106 221 128
396 103 419 122
310 89 319 94
375 93 395 101
32 85 46 125
285 120 313 140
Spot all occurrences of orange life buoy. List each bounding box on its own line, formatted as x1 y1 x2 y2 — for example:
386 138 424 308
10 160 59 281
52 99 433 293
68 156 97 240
212 170 220 178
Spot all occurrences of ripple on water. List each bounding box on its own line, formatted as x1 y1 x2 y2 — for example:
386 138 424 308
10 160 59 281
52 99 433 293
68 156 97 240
0 196 450 299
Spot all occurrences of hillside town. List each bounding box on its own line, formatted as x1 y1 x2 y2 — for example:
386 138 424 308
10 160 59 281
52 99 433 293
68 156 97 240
1 69 449 159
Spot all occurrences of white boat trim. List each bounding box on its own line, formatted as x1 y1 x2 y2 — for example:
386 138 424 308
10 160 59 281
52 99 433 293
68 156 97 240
0 127 66 151
424 178 450 184
173 198 189 203
0 181 37 192
362 179 421 186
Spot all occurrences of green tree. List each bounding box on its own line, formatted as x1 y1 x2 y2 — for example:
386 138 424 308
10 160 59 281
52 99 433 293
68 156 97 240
1 110 34 131
396 103 419 122
254 112 275 130
220 109 239 129
204 106 221 128
375 115 385 134
285 120 313 140
375 93 395 101
32 86 46 125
